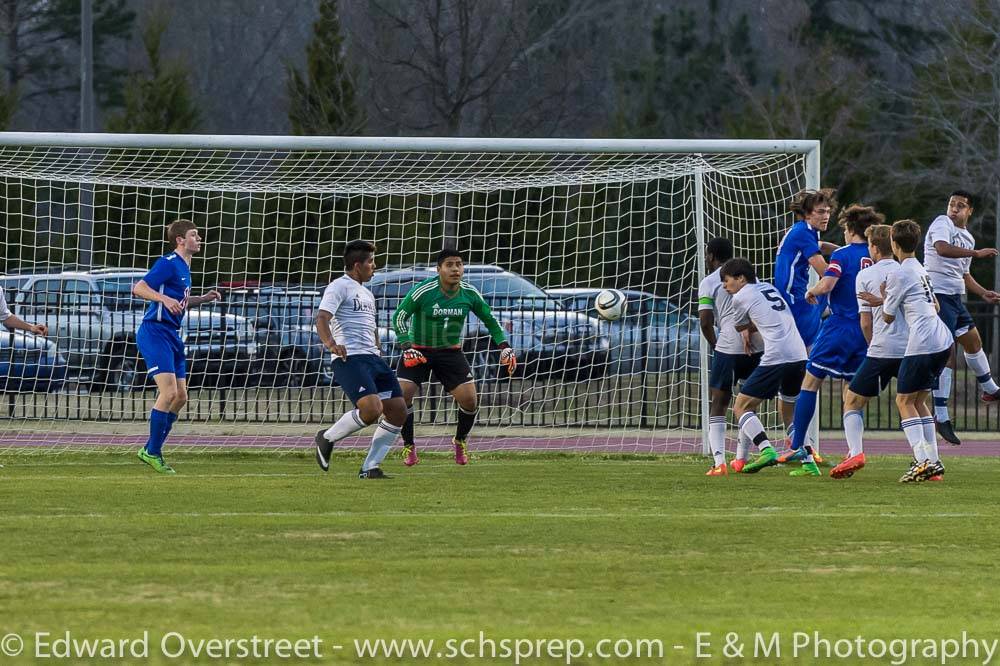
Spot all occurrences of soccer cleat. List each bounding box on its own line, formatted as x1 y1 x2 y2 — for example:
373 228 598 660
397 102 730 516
830 452 866 479
315 429 333 472
922 459 945 481
982 389 1000 404
730 459 747 474
454 438 469 465
402 443 419 467
358 466 390 479
137 448 176 475
776 447 806 464
813 451 825 465
899 459 929 483
789 461 821 477
742 447 779 474
936 419 961 445
705 463 728 476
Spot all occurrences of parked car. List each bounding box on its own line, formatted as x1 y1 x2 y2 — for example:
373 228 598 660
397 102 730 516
547 288 700 373
0 329 68 392
12 270 259 391
367 266 610 380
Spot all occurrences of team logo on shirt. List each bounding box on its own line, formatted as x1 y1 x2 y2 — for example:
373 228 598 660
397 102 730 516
352 297 376 314
432 304 465 317
860 257 873 270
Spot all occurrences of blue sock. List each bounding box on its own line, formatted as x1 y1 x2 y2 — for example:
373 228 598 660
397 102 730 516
144 409 171 457
790 389 817 450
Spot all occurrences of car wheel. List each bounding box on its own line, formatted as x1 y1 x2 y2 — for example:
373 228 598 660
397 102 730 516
108 355 141 393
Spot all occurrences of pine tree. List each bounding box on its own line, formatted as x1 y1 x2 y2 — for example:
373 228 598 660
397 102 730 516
286 0 365 135
105 11 199 133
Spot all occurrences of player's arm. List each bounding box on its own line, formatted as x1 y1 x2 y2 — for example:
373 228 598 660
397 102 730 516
189 290 222 306
391 288 428 367
819 241 838 255
315 285 347 359
963 273 1000 304
859 311 873 344
470 293 516 374
805 275 838 304
881 274 902 324
132 279 183 315
0 288 46 335
934 240 997 260
698 310 717 349
807 253 829 278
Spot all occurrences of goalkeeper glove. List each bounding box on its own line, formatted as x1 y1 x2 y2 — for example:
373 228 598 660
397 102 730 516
499 346 517 375
402 348 427 368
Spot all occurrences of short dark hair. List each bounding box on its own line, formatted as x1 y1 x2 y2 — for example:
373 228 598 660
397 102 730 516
435 248 464 266
706 237 733 263
865 224 893 256
166 219 196 247
950 189 976 209
789 188 838 218
891 220 922 254
343 240 376 271
838 204 884 238
719 257 757 284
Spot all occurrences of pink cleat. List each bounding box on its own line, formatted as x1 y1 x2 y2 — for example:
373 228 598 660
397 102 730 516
402 443 419 467
454 438 469 465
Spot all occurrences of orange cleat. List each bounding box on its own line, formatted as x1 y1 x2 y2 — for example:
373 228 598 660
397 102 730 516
730 459 746 474
705 463 729 476
830 452 866 479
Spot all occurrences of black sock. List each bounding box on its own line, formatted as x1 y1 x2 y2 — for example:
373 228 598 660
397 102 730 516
456 407 477 441
402 407 414 446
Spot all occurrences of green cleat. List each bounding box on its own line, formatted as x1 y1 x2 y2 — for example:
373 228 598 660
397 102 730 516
742 447 779 474
789 461 822 477
138 448 176 475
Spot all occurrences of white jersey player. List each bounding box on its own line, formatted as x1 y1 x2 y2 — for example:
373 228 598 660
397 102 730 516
314 240 407 480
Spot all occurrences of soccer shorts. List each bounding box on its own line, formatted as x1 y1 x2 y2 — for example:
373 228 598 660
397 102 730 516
136 322 186 380
807 316 867 379
936 293 976 338
789 300 822 348
739 360 807 401
396 347 475 392
333 354 403 405
708 351 763 393
848 356 903 398
897 349 950 394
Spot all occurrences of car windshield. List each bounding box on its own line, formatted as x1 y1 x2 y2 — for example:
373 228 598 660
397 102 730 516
96 277 145 311
461 274 563 310
230 296 321 328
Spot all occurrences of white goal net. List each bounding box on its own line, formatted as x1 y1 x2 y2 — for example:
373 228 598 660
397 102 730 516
0 135 818 455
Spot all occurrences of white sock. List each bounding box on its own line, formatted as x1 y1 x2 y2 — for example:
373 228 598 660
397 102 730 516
324 409 367 443
965 350 1000 393
933 367 952 422
844 410 864 456
738 411 771 451
709 416 726 467
901 417 926 460
735 429 751 461
921 416 940 463
362 419 401 470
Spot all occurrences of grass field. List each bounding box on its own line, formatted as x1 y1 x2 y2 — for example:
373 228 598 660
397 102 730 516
2 450 999 665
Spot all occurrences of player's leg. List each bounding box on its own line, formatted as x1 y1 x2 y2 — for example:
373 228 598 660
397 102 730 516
705 352 736 475
137 372 179 474
359 361 407 478
831 356 888 479
931 295 961 440
160 336 188 453
314 357 375 472
897 350 950 482
734 363 800 473
399 379 421 466
955 324 1000 402
450 382 477 466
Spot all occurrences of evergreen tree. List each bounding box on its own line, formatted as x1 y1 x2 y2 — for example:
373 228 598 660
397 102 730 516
105 11 199 133
286 0 365 135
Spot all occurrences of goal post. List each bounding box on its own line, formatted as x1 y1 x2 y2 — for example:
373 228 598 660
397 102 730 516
0 133 819 455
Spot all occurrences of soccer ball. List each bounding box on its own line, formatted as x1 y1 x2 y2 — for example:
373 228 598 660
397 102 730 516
594 289 627 321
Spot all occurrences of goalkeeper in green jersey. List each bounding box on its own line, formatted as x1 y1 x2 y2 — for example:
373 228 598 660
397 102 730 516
392 249 516 466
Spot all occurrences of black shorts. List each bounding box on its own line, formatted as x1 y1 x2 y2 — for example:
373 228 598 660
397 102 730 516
936 293 976 338
738 360 807 401
708 351 763 393
897 349 951 394
396 347 475 392
848 356 903 398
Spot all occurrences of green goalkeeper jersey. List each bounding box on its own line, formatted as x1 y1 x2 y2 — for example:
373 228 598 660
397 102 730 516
392 277 508 348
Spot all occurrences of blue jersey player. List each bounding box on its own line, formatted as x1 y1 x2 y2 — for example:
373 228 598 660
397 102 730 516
779 204 882 475
132 220 221 474
774 189 840 347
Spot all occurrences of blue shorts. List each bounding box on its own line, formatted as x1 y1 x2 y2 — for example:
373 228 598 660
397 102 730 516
333 354 403 405
936 293 976 338
739 361 807 401
709 351 763 393
136 323 186 380
897 349 950 394
807 316 867 379
789 300 822 348
848 356 902 398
